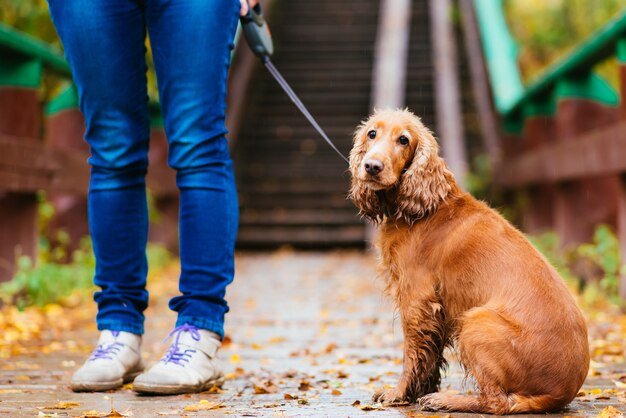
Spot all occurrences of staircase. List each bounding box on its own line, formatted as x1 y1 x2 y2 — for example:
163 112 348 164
405 0 437 134
233 0 380 248
232 0 476 248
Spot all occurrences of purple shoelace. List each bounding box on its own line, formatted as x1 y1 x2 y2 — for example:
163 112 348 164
162 324 201 366
89 331 123 361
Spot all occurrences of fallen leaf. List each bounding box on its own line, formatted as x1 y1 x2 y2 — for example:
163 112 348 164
204 385 224 394
331 389 342 396
352 400 361 406
44 401 81 409
298 380 311 391
284 393 298 400
253 380 279 394
104 409 127 417
360 404 385 411
597 406 624 418
183 400 224 411
183 405 199 412
230 354 241 364
298 398 309 405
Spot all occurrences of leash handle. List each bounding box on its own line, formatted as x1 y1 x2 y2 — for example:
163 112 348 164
240 4 274 59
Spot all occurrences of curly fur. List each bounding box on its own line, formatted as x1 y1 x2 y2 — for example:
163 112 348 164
349 109 589 414
349 109 456 224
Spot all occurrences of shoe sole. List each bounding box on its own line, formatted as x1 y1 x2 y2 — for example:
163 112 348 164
70 370 143 392
133 375 225 395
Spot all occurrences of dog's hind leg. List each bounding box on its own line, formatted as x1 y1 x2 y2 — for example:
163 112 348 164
419 391 562 414
420 306 567 414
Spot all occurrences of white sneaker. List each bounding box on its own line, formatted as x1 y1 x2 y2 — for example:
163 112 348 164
71 330 144 392
133 324 224 395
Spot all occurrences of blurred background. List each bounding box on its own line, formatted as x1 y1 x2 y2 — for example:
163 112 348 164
2 0 626 307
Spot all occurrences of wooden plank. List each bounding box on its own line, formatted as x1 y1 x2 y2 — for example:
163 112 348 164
497 120 626 186
0 88 40 137
430 0 468 184
0 135 89 195
0 193 38 282
459 0 501 163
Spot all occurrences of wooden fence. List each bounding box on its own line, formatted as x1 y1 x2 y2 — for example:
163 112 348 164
469 1 626 297
0 24 181 282
0 18 258 282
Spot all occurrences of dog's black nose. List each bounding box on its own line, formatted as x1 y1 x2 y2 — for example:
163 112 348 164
364 159 384 176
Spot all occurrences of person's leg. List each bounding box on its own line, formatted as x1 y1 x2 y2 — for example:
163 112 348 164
146 0 240 339
132 0 239 395
48 0 151 336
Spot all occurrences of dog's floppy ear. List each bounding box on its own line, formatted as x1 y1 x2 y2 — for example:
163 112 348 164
349 120 384 223
395 129 453 223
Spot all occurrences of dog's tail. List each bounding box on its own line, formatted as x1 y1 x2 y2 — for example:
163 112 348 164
420 392 566 415
507 393 566 414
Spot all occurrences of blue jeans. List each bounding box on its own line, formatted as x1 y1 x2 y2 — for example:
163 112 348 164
48 0 240 338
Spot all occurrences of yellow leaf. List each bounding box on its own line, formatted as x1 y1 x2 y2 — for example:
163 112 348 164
104 409 126 418
230 354 241 364
183 405 199 412
253 381 279 394
596 406 624 418
45 401 80 410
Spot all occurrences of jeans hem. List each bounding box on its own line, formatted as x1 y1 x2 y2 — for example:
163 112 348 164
97 321 144 335
176 316 224 339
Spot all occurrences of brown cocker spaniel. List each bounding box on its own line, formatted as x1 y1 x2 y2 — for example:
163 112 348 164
349 109 589 414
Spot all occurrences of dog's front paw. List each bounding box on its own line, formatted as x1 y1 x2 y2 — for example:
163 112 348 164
418 393 447 411
372 387 410 405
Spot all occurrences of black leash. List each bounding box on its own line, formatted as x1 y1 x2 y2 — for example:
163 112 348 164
240 5 350 164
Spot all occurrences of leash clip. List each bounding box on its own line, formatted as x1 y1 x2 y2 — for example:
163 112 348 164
240 4 274 60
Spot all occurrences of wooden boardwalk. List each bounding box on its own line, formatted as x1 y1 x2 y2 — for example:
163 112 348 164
1 251 624 417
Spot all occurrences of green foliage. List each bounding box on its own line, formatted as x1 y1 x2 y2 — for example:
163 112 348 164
504 0 625 86
529 225 625 306
0 1 160 101
528 231 576 283
1 237 95 308
1 239 173 309
577 225 622 302
0 0 59 47
1 193 173 308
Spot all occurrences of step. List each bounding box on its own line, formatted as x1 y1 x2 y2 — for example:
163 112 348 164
236 225 366 248
239 208 362 227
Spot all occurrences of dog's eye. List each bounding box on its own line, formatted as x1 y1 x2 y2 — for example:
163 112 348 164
367 130 376 140
398 135 409 146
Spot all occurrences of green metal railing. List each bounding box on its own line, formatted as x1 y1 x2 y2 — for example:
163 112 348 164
474 0 626 133
0 22 174 127
0 23 71 87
